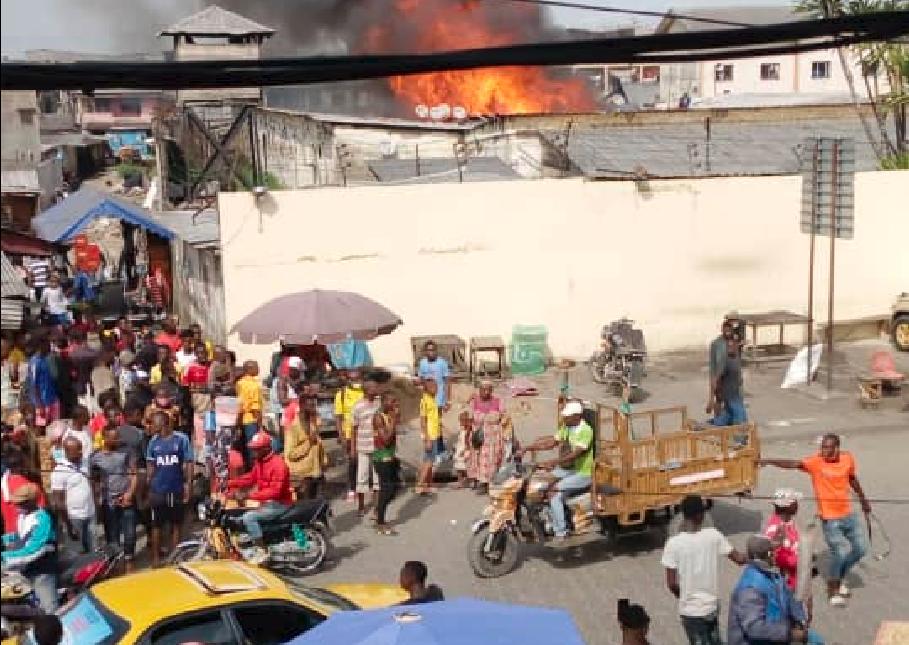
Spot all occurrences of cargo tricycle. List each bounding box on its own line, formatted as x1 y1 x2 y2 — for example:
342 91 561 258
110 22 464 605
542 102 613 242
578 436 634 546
468 402 760 578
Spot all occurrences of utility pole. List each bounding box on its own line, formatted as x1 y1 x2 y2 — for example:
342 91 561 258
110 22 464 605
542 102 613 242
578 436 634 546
800 137 855 392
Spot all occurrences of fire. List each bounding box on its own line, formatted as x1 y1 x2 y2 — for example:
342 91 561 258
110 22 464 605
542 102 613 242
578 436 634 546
364 0 596 115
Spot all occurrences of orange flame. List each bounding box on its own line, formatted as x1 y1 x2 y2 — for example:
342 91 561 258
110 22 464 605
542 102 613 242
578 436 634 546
365 0 596 115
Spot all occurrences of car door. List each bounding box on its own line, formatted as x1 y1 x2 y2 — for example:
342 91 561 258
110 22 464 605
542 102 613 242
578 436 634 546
227 601 327 645
140 608 238 645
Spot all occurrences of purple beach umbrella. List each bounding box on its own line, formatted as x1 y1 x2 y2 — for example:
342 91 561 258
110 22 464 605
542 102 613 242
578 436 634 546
230 289 402 345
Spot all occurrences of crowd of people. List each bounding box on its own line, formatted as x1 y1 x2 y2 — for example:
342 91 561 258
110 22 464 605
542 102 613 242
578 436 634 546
0 319 519 610
1 303 877 645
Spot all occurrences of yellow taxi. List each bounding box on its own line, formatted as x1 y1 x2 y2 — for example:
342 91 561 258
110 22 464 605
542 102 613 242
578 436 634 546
48 561 406 645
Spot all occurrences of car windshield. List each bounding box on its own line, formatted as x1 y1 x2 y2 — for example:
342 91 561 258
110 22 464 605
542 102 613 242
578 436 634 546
279 576 359 611
55 592 130 645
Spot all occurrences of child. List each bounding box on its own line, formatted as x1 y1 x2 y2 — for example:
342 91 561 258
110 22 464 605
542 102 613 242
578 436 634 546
417 379 441 495
236 360 263 461
453 410 472 488
763 488 805 592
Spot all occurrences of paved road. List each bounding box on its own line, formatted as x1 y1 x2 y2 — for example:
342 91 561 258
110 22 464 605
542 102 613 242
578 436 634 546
305 425 909 645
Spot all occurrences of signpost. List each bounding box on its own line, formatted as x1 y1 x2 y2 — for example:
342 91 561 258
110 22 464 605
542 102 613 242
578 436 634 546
800 137 855 390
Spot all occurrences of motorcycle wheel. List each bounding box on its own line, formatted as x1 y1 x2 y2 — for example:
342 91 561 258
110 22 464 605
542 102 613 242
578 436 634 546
467 527 520 579
279 522 331 577
588 356 608 384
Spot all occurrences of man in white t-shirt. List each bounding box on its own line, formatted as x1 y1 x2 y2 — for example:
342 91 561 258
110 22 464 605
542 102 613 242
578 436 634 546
661 495 746 645
50 436 95 554
39 273 69 327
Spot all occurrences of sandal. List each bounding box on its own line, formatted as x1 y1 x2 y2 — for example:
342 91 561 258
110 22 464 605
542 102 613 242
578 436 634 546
376 525 397 536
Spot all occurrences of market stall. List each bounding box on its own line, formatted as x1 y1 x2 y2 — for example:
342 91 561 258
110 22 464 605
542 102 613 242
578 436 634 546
30 187 176 323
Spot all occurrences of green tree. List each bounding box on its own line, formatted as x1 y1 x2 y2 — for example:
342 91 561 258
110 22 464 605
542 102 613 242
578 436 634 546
795 0 908 165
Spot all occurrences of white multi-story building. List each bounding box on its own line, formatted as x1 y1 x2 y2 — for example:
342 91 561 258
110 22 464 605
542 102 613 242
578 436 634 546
656 6 878 107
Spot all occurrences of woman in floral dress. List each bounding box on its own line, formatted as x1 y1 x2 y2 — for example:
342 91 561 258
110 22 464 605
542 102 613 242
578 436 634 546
470 380 510 494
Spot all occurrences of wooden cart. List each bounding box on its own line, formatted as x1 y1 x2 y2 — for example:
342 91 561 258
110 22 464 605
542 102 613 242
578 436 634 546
580 403 760 529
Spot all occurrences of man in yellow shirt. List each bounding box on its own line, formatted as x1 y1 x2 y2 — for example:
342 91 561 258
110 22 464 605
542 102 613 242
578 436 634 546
334 369 364 501
417 378 442 495
236 360 263 450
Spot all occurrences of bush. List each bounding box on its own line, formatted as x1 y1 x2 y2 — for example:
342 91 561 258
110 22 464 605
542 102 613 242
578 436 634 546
880 152 909 170
116 163 145 179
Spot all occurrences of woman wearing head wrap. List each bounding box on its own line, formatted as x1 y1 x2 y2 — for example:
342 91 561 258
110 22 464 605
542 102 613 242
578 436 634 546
469 379 511 494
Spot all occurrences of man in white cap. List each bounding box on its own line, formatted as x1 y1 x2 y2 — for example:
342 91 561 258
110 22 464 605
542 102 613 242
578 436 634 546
519 400 594 540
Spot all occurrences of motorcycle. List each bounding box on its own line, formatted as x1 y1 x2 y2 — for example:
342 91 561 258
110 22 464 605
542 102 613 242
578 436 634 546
467 460 614 579
169 496 332 575
589 318 647 403
57 544 124 602
1 546 122 638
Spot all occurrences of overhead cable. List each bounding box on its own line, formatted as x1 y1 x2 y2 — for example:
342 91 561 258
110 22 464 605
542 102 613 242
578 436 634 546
1 12 907 91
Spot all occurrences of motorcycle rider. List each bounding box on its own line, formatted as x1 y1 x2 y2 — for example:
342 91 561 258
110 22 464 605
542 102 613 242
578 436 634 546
227 430 293 564
1 483 58 613
518 400 594 541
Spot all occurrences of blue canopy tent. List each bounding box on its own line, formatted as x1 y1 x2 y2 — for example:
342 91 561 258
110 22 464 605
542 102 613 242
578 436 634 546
31 187 175 243
286 597 586 645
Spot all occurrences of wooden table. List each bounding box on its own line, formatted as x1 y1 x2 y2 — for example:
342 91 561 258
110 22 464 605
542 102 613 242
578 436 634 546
470 335 506 379
738 310 811 365
410 334 469 380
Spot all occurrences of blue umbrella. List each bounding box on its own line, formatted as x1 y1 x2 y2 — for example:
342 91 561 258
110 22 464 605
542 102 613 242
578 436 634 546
286 597 585 645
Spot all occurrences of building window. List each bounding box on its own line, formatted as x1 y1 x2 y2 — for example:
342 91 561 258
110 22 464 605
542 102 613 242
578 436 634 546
119 99 142 116
714 64 734 82
811 61 831 79
18 109 35 125
760 63 780 81
641 65 661 83
93 98 113 112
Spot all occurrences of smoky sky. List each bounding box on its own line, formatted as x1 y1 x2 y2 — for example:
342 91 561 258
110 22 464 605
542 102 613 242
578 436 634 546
1 0 635 57
1 0 200 55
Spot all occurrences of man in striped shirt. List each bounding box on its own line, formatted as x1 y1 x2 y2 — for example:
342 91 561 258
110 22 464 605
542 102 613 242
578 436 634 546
25 257 50 301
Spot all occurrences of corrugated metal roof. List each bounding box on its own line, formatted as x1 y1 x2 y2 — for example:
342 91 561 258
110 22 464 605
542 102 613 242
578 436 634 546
1 252 29 297
159 5 274 36
550 117 884 179
1 169 40 193
149 209 220 246
300 110 488 132
368 157 521 184
41 132 108 148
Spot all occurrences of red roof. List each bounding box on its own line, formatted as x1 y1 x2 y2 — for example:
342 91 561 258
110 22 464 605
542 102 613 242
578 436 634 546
0 229 56 257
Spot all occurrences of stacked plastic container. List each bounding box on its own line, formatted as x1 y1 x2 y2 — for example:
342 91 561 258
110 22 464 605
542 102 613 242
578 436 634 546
509 324 548 375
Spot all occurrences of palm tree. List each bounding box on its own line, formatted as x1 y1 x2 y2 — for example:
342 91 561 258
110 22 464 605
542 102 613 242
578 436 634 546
795 0 908 165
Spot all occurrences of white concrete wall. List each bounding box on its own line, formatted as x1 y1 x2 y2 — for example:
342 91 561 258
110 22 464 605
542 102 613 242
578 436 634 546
219 172 909 368
1 91 40 167
699 49 872 98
